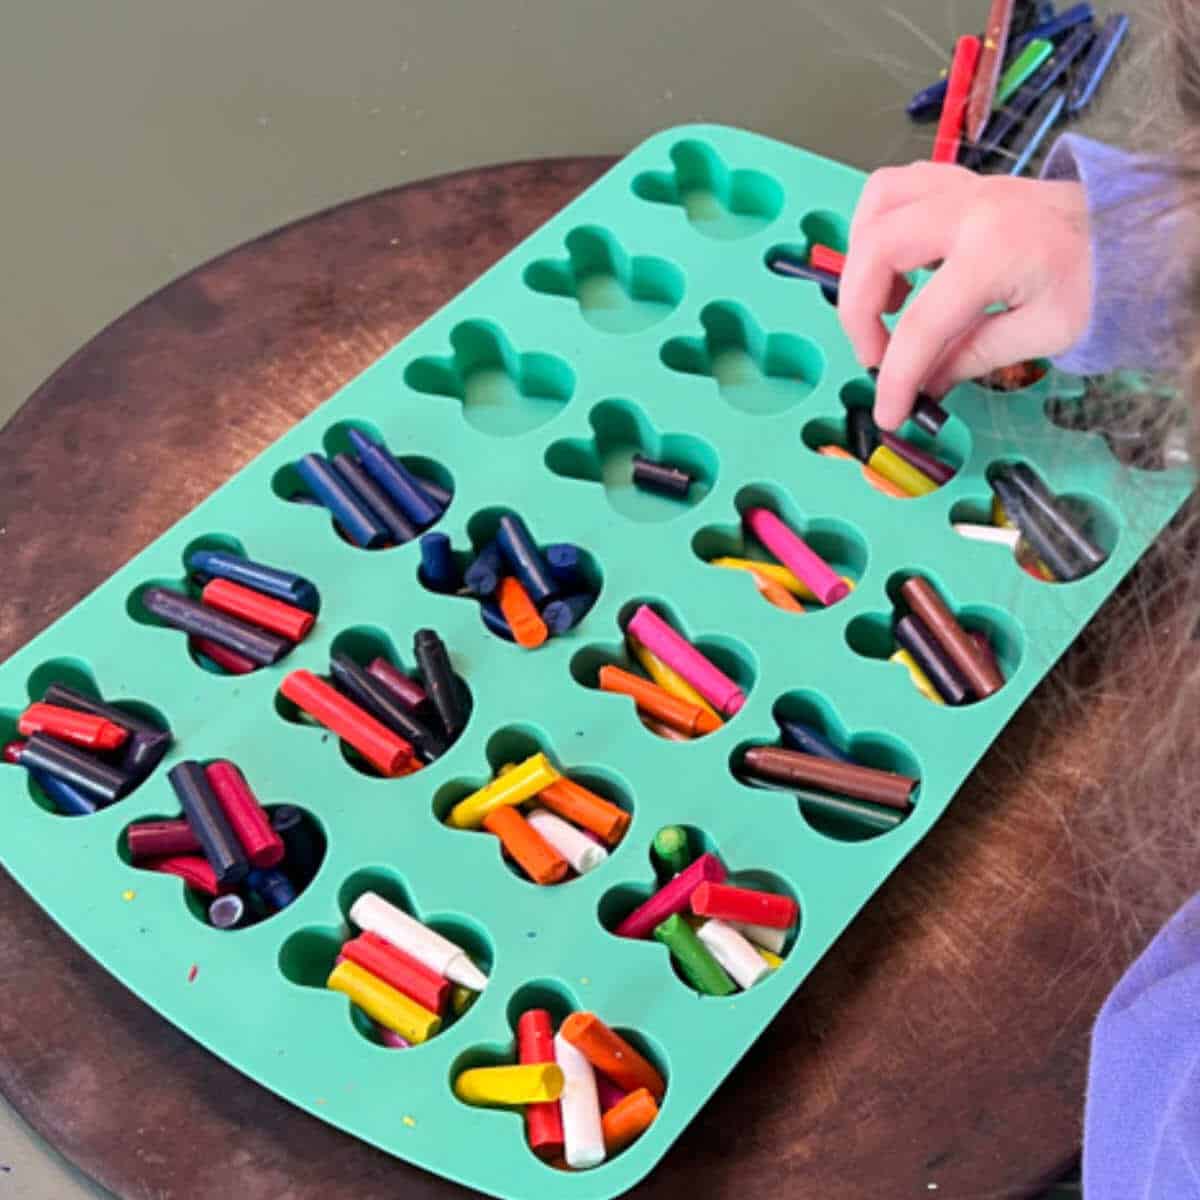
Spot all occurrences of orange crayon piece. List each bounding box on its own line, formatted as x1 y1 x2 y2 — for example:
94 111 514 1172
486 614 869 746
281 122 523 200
539 776 630 846
498 577 549 648
818 444 910 500
559 1012 666 1102
602 1088 659 1155
483 806 570 885
751 572 805 613
599 666 721 737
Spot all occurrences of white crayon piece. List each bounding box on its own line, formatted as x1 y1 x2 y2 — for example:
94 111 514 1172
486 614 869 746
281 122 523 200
729 919 788 955
697 919 771 990
349 892 488 991
527 809 608 874
953 523 1020 548
554 1032 606 1169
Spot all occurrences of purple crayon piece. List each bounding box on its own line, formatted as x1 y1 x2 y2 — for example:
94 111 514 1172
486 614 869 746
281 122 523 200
878 432 956 485
377 1024 411 1049
614 852 727 939
365 657 430 713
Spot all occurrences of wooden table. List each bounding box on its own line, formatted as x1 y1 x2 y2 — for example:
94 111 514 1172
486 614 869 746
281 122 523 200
0 158 1175 1199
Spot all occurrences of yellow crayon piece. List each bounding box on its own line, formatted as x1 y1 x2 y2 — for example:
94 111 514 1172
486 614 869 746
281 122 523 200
454 1063 565 1106
867 445 939 497
628 635 721 721
758 948 784 970
991 494 1015 529
711 556 811 599
451 985 478 1017
890 649 945 706
327 960 441 1044
447 752 561 829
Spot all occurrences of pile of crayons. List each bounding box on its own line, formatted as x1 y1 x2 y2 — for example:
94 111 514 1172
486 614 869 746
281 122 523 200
443 752 629 885
915 2 1130 175
599 604 745 741
128 761 323 929
325 891 488 1047
736 725 920 836
955 461 1109 582
280 630 468 777
454 1009 663 1170
419 513 597 648
884 575 1008 706
611 843 797 995
144 550 319 675
706 506 857 611
3 684 172 815
285 428 452 549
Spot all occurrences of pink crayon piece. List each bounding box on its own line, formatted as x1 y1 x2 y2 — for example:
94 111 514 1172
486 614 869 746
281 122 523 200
743 508 849 607
614 852 727 939
626 605 746 717
595 1072 629 1112
377 1024 411 1049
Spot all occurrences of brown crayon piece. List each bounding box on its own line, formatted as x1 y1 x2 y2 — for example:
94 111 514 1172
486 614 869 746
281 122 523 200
741 746 916 812
900 576 1004 699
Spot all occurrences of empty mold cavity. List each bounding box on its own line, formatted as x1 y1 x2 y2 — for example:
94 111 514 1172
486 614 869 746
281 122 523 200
630 138 784 240
278 867 493 1047
1 657 171 817
269 418 455 551
950 460 1119 585
118 800 327 928
691 482 867 613
845 570 1024 705
403 320 574 437
801 377 971 498
569 597 756 742
415 506 604 649
273 624 473 777
523 226 684 334
448 979 670 1170
1045 377 1186 471
432 723 633 887
544 398 718 522
660 300 824 416
598 827 799 995
730 691 921 844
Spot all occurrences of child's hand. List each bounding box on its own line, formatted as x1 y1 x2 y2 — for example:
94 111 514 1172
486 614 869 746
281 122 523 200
838 163 1091 429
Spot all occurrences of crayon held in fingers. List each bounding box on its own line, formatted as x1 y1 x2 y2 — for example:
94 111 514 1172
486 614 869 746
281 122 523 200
169 760 249 886
280 670 415 776
295 452 389 549
454 1063 564 1106
867 446 939 497
560 1012 666 1101
691 882 798 929
740 746 916 811
497 577 549 648
19 734 131 805
895 614 972 705
497 513 558 605
878 432 956 485
538 776 630 845
696 919 772 989
191 636 258 675
448 753 560 829
527 808 608 874
331 452 420 544
200 579 316 642
29 767 99 816
342 932 451 1013
327 960 441 1045
126 819 202 861
346 428 443 526
744 508 849 605
483 806 570 885
890 648 946 706
187 550 318 611
615 852 726 939
933 35 982 163
598 666 721 737
627 605 746 716
602 1088 659 1155
653 824 692 875
631 454 693 498
18 703 128 751
330 654 447 763
654 913 736 996
151 855 222 896
143 587 291 666
901 576 1004 697
911 394 949 436
204 760 284 868
519 1009 565 1160
554 1034 606 1170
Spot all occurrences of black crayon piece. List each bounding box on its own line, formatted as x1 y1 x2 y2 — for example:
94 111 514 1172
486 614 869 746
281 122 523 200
168 761 248 886
990 474 1081 581
846 407 880 463
41 684 164 738
631 454 693 499
464 540 505 597
894 614 972 706
120 728 173 782
413 629 467 740
187 550 319 612
271 806 322 887
331 453 419 544
19 734 132 805
1006 463 1107 572
329 653 447 762
141 588 290 666
247 867 297 911
496 513 557 606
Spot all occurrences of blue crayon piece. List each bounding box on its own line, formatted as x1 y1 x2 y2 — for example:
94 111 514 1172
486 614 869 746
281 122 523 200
347 429 442 527
295 453 388 549
776 720 854 764
479 600 514 641
906 77 948 122
1011 2 1093 56
29 768 99 816
542 594 595 635
188 549 319 612
332 453 419 544
1035 1 1056 19
496 513 557 606
247 867 298 912
1067 13 1129 114
544 543 583 589
1008 86 1068 175
413 473 452 510
419 532 459 593
767 254 840 294
464 539 505 596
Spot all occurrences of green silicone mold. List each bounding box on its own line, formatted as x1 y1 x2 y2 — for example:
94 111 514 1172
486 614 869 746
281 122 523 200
0 125 1190 1200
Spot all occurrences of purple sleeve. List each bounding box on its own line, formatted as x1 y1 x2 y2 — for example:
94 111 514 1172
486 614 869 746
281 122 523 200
1083 892 1200 1198
1040 133 1187 375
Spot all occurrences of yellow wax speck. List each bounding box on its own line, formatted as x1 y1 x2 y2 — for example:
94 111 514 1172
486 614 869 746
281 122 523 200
403 1116 416 1128
316 1098 327 1107
579 977 590 986
122 890 136 902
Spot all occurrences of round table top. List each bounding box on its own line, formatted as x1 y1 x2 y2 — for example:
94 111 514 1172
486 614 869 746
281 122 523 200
0 156 1167 1200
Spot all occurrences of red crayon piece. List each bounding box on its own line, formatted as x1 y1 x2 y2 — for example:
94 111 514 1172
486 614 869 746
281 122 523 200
281 670 415 776
595 1072 629 1113
342 932 451 1014
191 636 258 675
691 881 798 930
366 657 430 712
204 760 285 868
517 1009 565 1161
18 703 128 751
933 35 982 164
615 852 727 939
201 578 315 643
126 819 203 862
151 855 223 896
3 740 27 765
809 244 846 277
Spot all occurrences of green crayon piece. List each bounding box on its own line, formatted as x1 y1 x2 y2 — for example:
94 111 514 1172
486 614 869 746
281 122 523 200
995 39 1053 108
796 790 906 834
654 914 736 996
652 825 692 875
